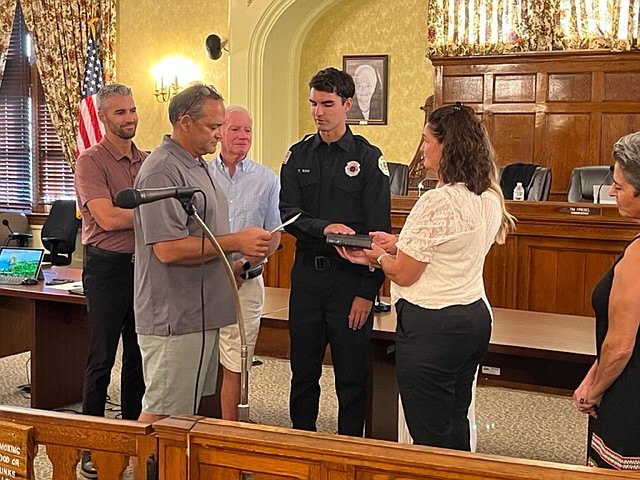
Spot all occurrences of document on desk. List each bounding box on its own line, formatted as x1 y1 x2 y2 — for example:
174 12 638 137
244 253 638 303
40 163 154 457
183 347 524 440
46 281 83 291
270 212 301 234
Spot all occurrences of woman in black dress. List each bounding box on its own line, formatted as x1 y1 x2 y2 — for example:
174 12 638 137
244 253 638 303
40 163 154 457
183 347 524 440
574 131 640 470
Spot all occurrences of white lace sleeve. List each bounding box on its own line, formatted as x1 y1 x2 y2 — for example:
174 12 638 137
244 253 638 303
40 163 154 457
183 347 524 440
397 187 466 263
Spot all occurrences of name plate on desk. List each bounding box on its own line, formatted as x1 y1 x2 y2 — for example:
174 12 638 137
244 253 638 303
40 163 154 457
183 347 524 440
558 206 602 216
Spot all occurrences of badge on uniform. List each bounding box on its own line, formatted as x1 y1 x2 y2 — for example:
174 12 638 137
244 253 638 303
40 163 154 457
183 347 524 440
345 160 361 177
283 150 292 165
378 155 389 176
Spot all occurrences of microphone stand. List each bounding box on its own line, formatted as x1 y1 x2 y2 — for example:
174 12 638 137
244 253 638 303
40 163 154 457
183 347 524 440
179 198 251 422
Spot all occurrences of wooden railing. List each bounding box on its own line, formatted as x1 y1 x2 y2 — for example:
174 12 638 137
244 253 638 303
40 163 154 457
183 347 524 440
0 405 156 480
157 417 640 480
2 407 639 480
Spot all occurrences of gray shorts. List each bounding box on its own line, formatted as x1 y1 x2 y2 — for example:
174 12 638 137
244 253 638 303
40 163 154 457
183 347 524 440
138 330 219 415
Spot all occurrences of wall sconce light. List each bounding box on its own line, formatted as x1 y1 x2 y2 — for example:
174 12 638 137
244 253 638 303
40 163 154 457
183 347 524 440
153 75 180 103
152 56 200 104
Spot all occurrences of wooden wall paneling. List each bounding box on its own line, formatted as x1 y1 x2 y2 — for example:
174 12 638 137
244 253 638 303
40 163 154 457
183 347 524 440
515 237 622 315
600 113 640 163
555 250 588 314
491 113 536 165
547 73 592 102
442 75 484 104
604 71 640 101
543 113 592 197
493 74 536 103
517 244 558 313
431 51 640 200
483 235 518 309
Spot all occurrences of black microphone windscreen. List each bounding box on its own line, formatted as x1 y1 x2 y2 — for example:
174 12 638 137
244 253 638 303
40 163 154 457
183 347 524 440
2 219 8 226
114 189 141 209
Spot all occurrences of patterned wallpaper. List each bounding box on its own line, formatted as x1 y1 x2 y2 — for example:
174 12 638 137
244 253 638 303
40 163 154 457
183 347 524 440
299 0 434 165
116 0 229 151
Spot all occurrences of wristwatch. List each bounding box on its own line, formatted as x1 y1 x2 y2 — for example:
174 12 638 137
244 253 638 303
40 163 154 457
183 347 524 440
238 257 251 271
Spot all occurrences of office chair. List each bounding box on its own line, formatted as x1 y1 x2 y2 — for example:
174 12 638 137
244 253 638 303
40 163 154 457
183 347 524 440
500 163 552 201
41 200 81 266
527 167 552 201
567 166 612 203
0 211 32 247
387 162 409 196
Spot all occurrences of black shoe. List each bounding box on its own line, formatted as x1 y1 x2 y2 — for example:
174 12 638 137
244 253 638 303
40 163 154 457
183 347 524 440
252 357 263 366
81 450 97 479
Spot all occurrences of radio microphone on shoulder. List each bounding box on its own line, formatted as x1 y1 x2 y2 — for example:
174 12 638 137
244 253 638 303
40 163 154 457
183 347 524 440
115 186 201 209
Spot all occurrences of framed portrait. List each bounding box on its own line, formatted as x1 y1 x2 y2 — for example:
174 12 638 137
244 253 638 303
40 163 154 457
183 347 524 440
343 54 388 125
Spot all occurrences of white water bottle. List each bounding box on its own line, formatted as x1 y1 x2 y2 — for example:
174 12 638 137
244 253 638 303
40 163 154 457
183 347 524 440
513 182 525 201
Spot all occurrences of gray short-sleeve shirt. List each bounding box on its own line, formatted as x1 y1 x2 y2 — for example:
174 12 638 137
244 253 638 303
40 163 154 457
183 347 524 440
133 135 234 335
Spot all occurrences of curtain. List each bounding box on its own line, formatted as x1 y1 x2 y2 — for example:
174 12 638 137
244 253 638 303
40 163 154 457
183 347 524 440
560 0 639 50
0 0 17 86
20 0 116 171
427 0 638 56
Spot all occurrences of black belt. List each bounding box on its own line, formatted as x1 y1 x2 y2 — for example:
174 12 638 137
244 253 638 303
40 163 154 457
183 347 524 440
240 264 263 280
297 251 347 271
86 245 134 263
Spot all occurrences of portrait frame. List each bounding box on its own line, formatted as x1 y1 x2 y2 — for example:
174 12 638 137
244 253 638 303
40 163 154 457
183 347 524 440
343 54 388 126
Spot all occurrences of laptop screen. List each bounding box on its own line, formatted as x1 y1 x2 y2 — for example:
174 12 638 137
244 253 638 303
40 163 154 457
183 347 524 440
0 247 45 280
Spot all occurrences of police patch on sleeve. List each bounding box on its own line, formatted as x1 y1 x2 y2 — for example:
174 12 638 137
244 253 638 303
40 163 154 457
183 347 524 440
283 150 292 165
378 156 389 176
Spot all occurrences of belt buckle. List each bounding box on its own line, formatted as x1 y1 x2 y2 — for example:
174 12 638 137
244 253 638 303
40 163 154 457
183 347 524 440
314 256 327 271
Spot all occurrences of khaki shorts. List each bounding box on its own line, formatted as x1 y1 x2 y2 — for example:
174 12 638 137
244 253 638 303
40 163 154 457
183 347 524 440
138 329 219 415
219 276 264 372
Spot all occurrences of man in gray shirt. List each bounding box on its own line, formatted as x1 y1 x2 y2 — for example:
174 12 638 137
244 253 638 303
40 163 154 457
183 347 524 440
133 83 272 424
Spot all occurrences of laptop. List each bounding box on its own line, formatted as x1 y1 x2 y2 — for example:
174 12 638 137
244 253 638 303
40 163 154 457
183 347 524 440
0 246 45 285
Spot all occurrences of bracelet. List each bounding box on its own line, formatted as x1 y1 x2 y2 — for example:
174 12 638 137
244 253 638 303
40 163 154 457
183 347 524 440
376 253 391 266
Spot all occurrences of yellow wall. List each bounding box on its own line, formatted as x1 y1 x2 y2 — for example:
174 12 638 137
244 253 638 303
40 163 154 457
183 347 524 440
299 0 434 164
116 0 229 152
114 0 434 167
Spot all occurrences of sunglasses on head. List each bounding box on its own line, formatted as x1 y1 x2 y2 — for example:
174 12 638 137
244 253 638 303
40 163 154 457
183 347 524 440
179 84 221 119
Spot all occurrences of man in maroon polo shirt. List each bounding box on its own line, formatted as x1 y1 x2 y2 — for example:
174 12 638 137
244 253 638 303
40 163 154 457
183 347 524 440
74 83 146 479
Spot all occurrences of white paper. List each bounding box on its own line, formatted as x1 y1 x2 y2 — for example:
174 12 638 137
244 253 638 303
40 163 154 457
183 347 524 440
269 212 301 234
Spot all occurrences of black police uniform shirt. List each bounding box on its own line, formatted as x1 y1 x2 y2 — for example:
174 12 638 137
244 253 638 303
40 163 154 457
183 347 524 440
279 126 391 301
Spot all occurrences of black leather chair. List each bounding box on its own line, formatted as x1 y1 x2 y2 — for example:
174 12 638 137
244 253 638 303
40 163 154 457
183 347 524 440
567 166 612 203
499 163 552 201
527 167 552 201
388 162 409 196
0 211 32 247
41 200 81 266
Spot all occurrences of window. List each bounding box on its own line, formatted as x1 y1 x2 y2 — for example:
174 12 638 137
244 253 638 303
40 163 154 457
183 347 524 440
0 2 73 212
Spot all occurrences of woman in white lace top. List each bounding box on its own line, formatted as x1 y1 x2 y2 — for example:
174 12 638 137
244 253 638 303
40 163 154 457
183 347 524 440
338 102 514 450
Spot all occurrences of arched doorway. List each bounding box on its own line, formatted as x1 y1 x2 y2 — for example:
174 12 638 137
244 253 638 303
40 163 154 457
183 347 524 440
229 0 340 170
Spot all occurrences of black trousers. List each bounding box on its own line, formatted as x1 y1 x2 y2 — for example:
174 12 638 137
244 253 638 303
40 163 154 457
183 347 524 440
82 246 144 420
288 257 373 436
396 298 491 450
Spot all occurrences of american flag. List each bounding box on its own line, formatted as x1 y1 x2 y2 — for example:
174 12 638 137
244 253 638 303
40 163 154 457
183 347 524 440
76 18 104 154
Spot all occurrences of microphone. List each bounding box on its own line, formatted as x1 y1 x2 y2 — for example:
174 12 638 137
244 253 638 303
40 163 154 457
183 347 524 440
114 186 201 209
2 218 32 247
2 219 15 236
595 165 614 204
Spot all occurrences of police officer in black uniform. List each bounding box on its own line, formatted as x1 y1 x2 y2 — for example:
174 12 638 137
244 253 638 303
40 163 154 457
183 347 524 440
279 67 391 436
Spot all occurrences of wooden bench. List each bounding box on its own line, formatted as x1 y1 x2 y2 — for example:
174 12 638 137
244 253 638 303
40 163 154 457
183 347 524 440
256 287 596 440
0 405 156 480
156 416 638 480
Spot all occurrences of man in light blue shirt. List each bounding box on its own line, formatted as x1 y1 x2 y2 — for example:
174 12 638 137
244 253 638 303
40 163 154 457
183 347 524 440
211 105 281 419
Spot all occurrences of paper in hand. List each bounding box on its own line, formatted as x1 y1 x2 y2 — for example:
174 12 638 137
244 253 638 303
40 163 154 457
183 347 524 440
269 212 301 234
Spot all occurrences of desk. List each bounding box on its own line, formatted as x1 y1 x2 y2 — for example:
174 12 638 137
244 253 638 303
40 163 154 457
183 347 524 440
0 267 87 409
258 287 596 441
